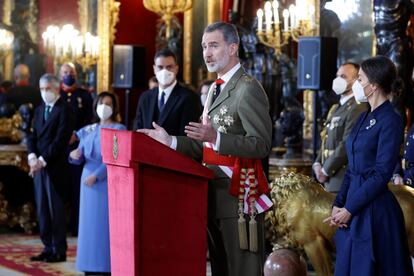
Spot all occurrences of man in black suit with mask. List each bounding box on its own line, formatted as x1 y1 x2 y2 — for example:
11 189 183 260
27 74 74 263
133 48 201 135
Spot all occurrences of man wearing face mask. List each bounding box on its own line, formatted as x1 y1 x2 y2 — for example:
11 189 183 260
60 62 93 132
132 48 201 135
199 80 214 107
313 63 368 193
27 74 74 262
59 62 93 236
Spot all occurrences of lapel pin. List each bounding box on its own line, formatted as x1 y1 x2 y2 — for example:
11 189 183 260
366 118 376 130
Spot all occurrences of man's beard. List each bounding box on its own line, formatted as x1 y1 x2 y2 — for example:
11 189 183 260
205 51 230 73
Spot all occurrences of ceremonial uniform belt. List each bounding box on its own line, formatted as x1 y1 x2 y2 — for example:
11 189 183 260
402 159 414 170
202 145 272 252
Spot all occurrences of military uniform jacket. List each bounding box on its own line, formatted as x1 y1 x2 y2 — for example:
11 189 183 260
316 97 367 192
176 67 272 218
394 123 414 185
60 87 93 131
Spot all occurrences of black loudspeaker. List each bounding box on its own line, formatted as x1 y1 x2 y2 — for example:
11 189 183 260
297 37 338 90
112 45 145 88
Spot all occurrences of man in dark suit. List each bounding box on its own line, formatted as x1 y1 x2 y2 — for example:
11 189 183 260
59 62 93 236
27 74 74 262
133 48 201 135
5 64 41 109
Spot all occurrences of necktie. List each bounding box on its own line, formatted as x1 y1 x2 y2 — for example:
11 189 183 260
212 78 225 103
44 105 51 121
158 91 166 111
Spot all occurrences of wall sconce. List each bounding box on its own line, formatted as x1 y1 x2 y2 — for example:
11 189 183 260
42 24 99 69
0 28 14 59
256 0 316 57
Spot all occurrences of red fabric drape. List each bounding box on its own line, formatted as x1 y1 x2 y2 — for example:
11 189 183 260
222 0 233 22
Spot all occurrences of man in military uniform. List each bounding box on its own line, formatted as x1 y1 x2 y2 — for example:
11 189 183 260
313 63 368 193
139 22 272 276
393 124 414 186
59 62 93 235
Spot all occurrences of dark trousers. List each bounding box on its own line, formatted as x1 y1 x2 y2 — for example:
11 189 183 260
33 169 67 254
69 163 82 235
207 215 264 276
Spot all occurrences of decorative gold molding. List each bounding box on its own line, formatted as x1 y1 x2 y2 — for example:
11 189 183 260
97 0 121 93
183 9 192 85
207 0 220 25
2 0 13 80
0 144 29 172
314 0 320 36
78 0 88 35
302 89 313 146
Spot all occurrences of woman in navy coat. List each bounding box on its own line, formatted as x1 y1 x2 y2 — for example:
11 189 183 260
326 56 413 276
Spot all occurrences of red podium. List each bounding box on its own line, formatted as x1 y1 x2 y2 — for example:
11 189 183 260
101 129 213 276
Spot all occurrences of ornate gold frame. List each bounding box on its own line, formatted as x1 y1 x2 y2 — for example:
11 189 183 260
183 0 220 85
2 0 13 81
97 0 120 93
78 0 120 93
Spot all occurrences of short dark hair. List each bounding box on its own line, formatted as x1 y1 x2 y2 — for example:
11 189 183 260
154 48 177 64
361 56 398 95
93 91 119 122
342 62 360 72
204 22 240 45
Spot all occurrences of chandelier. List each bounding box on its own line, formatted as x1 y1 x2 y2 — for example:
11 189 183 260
0 28 14 59
256 0 316 57
42 24 100 69
143 0 192 39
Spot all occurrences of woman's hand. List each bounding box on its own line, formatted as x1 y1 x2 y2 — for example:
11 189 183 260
323 206 345 227
332 208 352 227
393 175 404 185
70 148 82 160
84 175 97 186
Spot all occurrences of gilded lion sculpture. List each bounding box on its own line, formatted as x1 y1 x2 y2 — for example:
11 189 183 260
265 173 414 276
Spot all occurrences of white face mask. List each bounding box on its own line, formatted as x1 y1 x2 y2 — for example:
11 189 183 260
332 77 348 95
41 90 57 104
352 81 373 103
155 69 175 86
96 104 113 121
200 94 207 106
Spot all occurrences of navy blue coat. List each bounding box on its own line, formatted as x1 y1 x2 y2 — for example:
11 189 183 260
333 101 413 276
